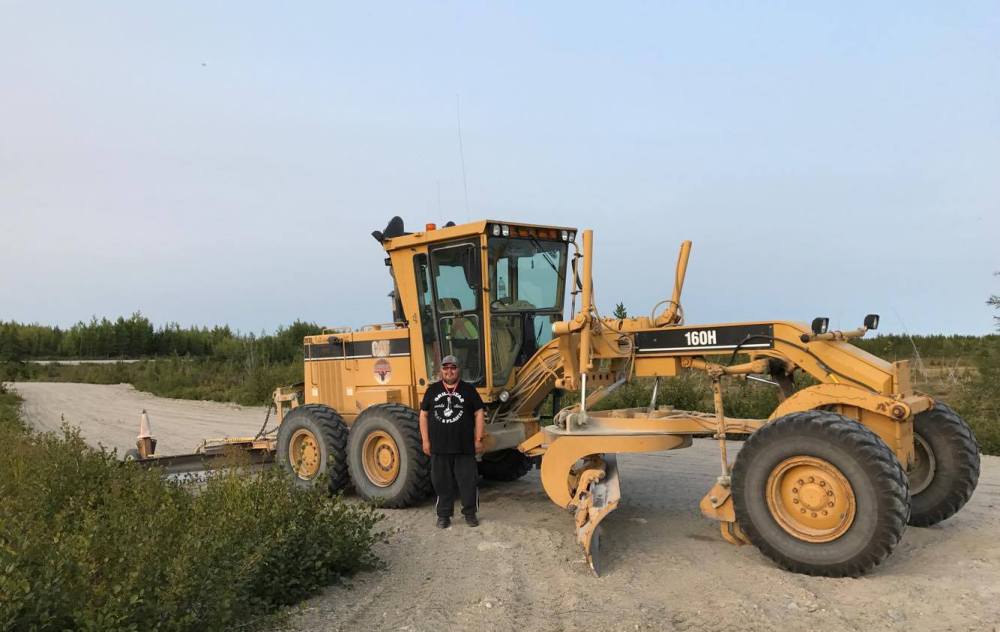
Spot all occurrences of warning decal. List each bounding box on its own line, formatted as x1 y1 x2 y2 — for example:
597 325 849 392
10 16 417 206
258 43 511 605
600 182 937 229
373 358 392 384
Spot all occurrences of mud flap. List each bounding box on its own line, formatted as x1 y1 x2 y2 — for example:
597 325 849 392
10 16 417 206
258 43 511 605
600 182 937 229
574 454 622 576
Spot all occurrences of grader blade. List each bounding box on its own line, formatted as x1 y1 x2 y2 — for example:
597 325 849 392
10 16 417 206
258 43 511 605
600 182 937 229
574 454 622 576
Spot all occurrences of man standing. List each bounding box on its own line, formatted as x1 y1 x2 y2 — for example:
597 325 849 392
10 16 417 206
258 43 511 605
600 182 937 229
419 354 486 529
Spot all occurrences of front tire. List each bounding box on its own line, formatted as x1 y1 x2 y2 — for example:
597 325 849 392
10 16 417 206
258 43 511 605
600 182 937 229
276 404 350 493
732 410 909 577
908 403 980 527
347 404 431 508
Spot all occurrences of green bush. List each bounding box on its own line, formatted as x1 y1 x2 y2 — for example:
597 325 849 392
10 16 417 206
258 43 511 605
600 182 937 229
0 391 384 632
955 343 1000 456
590 370 782 421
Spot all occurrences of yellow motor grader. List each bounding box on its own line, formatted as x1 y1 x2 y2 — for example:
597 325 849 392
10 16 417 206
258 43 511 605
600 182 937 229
134 216 980 576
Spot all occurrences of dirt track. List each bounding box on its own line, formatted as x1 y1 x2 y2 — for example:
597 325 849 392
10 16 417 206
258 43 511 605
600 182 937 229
12 382 267 455
12 382 1000 631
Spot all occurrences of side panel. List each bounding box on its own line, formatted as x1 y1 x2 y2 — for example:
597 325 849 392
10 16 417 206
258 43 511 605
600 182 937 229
304 330 414 423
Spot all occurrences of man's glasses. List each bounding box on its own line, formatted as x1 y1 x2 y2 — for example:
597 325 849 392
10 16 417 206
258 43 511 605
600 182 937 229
442 365 458 371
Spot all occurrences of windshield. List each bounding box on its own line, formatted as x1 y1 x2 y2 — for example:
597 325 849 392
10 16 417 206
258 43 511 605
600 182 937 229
488 237 567 311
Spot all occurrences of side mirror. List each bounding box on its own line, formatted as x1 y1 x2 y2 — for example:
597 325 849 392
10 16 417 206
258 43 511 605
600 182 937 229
864 314 880 330
811 317 830 335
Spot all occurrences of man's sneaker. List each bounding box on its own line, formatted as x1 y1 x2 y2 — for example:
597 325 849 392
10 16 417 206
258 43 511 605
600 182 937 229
436 516 450 529
465 514 479 528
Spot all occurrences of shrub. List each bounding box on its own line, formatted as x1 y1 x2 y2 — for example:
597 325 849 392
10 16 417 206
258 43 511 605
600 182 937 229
956 342 1000 456
0 392 383 632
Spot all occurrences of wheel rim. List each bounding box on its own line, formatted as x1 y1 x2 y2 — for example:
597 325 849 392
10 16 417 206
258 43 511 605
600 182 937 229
289 428 322 480
909 433 937 495
362 430 401 487
766 456 856 542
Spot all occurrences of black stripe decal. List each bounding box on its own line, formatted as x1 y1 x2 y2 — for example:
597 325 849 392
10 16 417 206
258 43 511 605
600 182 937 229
635 324 774 354
306 338 411 361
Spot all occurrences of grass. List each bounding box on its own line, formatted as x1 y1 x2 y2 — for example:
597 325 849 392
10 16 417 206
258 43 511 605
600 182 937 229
2 357 301 407
0 383 385 632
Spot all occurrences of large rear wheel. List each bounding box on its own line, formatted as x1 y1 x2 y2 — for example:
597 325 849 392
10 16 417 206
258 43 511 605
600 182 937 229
276 404 350 493
908 402 980 527
348 404 431 508
732 410 909 577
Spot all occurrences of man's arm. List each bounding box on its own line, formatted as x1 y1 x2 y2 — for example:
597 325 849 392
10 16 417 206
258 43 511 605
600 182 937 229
474 408 486 455
419 410 431 456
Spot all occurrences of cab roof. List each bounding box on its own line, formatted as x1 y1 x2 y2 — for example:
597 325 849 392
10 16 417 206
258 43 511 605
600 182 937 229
381 219 577 252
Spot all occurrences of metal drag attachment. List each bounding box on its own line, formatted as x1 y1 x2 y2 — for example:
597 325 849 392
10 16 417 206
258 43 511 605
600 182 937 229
573 454 622 576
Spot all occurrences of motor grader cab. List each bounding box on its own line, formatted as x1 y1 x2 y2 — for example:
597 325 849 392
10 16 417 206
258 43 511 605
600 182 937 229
132 216 981 577
271 218 578 502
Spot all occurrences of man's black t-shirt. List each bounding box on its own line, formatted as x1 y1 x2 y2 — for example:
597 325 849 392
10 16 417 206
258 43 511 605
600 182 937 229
419 380 485 455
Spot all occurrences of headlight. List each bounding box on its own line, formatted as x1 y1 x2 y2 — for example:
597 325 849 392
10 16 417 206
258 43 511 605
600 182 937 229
501 225 510 237
492 224 501 236
498 390 510 403
561 230 569 241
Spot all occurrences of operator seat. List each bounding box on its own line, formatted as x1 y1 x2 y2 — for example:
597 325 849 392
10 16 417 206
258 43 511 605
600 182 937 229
436 298 481 379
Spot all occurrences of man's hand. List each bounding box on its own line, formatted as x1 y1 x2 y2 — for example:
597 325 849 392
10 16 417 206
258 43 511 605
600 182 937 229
474 409 486 455
419 410 431 456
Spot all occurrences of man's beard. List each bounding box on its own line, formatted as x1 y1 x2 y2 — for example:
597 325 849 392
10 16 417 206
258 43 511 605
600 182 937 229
442 374 459 386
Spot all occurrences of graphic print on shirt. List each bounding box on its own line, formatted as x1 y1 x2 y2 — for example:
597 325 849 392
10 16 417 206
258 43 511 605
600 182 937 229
431 390 466 424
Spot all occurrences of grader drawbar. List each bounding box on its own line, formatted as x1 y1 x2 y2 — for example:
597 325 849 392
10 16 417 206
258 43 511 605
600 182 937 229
131 218 980 577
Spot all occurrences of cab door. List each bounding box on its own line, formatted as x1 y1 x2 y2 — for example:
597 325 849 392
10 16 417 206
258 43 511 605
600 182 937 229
428 240 486 386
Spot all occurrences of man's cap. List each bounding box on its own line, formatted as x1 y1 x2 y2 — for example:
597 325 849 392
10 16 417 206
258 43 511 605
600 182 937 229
441 355 459 367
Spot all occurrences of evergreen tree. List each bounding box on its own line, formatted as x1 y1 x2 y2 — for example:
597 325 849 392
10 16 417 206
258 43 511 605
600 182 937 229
989 272 999 332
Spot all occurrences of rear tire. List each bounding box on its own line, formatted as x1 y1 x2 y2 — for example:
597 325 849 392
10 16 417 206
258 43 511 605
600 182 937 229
478 449 533 481
276 404 350 493
732 410 909 577
348 404 431 508
908 403 980 527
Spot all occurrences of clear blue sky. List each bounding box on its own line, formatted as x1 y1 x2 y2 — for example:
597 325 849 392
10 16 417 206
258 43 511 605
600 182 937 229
2 2 998 334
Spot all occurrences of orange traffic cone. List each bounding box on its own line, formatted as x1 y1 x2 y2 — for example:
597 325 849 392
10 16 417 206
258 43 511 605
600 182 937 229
136 409 157 458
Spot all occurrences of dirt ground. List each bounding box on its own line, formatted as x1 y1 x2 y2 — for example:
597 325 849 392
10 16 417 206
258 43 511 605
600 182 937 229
12 382 1000 632
12 381 267 455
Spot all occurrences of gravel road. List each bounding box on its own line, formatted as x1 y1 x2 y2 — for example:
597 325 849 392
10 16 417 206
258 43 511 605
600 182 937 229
12 382 1000 631
12 381 267 455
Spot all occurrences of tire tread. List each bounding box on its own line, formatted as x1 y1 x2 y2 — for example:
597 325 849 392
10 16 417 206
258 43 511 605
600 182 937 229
909 402 980 527
278 404 350 493
732 410 909 577
349 404 432 508
478 449 533 481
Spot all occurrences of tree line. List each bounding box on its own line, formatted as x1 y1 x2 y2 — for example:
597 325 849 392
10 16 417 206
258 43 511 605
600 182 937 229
0 313 321 364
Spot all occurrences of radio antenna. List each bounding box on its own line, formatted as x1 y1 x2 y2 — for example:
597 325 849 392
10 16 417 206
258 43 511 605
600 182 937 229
456 93 470 221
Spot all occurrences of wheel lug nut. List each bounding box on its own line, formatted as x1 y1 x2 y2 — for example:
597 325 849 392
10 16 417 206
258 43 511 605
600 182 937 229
819 481 826 487
808 477 815 483
800 508 806 513
792 487 798 493
793 499 799 504
827 490 833 496
797 479 804 485
811 512 817 518
822 510 828 516
828 502 834 507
